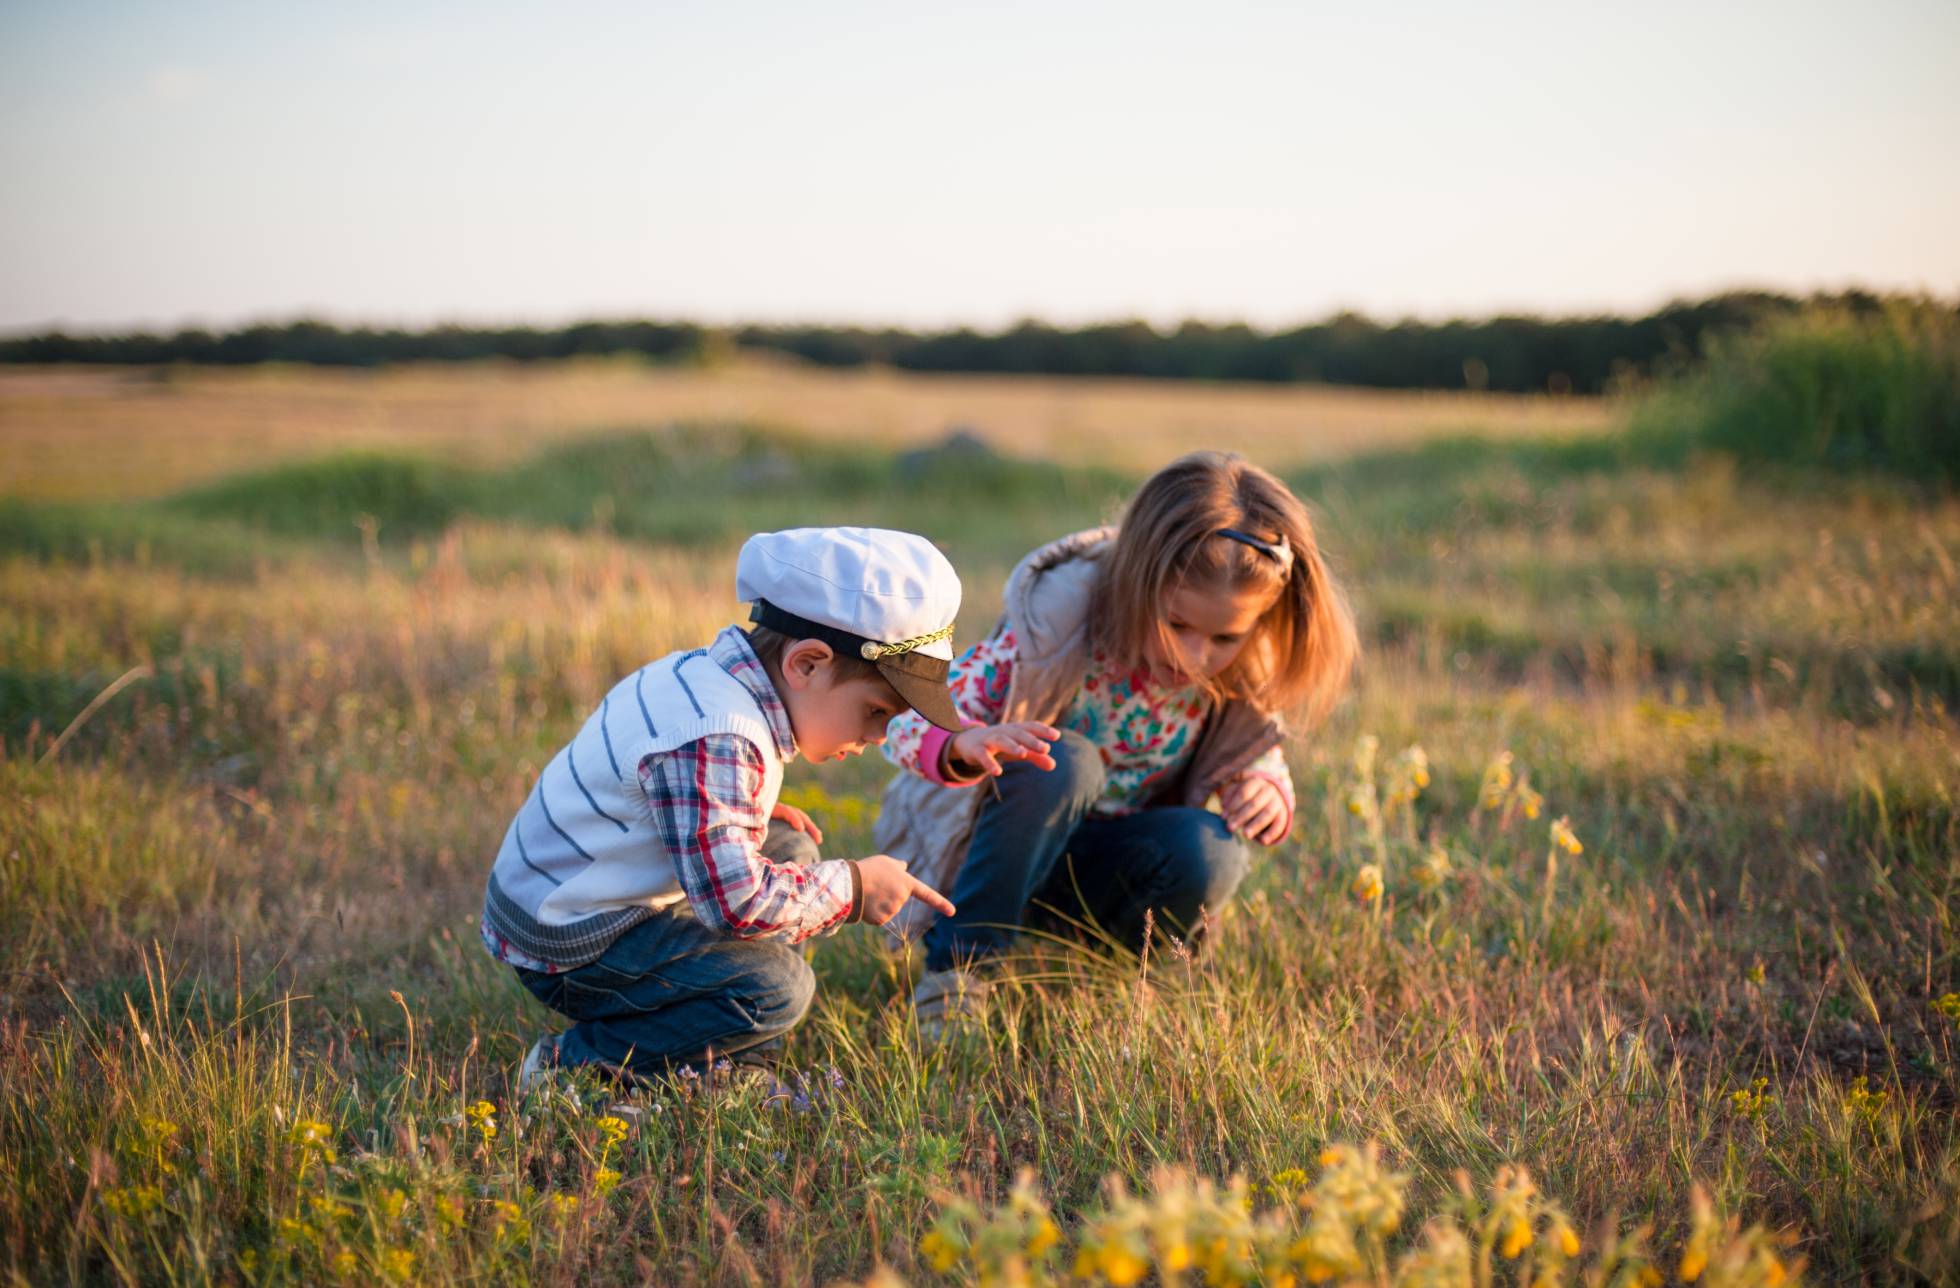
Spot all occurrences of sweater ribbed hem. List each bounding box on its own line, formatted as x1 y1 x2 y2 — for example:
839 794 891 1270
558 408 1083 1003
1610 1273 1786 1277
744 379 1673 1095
483 872 652 970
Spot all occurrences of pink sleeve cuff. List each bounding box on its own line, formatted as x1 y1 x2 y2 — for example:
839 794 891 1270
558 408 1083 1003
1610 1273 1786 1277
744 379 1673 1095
919 723 986 787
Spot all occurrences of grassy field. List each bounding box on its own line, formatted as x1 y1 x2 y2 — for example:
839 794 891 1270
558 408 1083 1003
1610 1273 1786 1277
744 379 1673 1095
0 359 1955 1285
0 359 1606 500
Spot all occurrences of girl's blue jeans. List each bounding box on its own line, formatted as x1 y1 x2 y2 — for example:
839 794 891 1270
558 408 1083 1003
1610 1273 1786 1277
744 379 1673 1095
516 821 819 1078
922 730 1251 972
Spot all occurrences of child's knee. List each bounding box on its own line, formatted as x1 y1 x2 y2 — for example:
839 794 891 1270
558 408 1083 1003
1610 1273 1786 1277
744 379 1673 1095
1012 728 1104 807
760 818 821 866
735 946 816 1036
1160 809 1250 908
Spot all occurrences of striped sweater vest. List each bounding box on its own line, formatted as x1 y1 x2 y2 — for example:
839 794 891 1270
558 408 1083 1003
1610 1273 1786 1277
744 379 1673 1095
481 645 786 968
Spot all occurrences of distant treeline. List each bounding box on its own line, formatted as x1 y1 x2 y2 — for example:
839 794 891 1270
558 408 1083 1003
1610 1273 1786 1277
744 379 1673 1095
2 290 1938 394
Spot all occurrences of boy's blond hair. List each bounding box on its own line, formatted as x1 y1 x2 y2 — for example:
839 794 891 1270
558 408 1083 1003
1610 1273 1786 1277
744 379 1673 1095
1089 451 1357 726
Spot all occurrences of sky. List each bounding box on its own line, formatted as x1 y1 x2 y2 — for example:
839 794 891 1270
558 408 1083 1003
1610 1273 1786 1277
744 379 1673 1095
2 0 1957 334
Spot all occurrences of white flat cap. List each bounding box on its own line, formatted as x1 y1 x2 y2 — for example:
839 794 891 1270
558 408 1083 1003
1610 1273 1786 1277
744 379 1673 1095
736 527 964 729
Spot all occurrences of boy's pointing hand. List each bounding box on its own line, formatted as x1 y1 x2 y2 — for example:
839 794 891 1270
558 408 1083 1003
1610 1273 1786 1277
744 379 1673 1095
853 854 956 925
945 721 1062 779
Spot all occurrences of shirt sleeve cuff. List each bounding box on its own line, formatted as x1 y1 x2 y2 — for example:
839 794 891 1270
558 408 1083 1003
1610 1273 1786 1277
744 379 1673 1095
920 724 987 787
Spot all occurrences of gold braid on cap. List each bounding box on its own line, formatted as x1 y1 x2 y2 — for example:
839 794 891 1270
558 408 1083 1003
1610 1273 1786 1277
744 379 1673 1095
859 622 955 659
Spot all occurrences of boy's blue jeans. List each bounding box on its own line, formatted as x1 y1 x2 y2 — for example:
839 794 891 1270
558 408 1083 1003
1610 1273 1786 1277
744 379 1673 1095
922 730 1250 972
517 821 819 1078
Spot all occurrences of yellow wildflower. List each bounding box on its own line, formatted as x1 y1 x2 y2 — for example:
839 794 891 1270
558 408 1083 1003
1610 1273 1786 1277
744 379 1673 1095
595 1114 629 1146
103 1184 165 1219
132 1115 180 1170
1845 1075 1888 1122
1931 993 1960 1022
1477 752 1515 809
1414 846 1452 892
291 1119 337 1163
491 1198 531 1243
1289 1212 1362 1283
1679 1185 1717 1283
275 1216 319 1248
548 1192 580 1222
1028 1216 1061 1257
381 1247 415 1280
1486 1165 1539 1261
1728 1077 1774 1120
466 1099 498 1142
919 1228 960 1272
1351 864 1384 904
1310 1142 1406 1237
309 1195 353 1225
1549 816 1583 855
595 1167 622 1197
1096 1243 1149 1286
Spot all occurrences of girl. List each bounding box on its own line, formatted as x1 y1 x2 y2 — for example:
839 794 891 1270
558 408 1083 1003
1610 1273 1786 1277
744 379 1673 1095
876 451 1357 1029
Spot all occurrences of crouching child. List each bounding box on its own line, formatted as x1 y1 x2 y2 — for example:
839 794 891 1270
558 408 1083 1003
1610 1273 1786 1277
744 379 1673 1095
480 527 969 1088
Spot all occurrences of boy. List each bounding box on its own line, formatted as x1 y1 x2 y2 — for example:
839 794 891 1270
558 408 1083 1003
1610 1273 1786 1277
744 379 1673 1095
480 526 967 1089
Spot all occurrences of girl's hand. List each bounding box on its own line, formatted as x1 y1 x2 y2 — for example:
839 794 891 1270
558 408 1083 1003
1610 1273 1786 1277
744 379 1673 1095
946 721 1062 778
1221 775 1290 845
769 801 824 845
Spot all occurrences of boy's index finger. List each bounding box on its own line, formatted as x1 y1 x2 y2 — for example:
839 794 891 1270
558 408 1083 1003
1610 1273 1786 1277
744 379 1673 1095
908 878 956 917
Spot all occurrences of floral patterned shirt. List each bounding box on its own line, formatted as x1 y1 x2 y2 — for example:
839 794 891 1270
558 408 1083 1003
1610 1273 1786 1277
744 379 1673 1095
885 628 1294 825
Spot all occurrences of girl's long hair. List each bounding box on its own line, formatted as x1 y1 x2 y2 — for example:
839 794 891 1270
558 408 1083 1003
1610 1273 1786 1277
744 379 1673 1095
1089 451 1357 727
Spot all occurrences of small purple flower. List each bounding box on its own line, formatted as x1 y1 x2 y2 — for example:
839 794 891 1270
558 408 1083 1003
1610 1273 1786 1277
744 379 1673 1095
791 1090 813 1114
826 1066 845 1091
677 1065 699 1081
713 1057 732 1076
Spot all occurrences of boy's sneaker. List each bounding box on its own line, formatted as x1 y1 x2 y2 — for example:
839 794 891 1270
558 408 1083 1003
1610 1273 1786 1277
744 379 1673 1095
911 966 990 1042
517 1035 559 1096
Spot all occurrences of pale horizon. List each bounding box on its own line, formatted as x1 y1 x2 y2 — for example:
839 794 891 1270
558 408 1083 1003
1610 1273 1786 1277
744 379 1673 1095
4 0 1956 336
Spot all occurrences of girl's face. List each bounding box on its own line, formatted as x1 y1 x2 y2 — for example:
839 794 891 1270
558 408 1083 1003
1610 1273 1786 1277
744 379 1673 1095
1146 579 1276 689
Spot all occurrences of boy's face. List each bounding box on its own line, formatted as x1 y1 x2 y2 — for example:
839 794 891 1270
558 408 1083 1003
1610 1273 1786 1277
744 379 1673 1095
773 640 912 763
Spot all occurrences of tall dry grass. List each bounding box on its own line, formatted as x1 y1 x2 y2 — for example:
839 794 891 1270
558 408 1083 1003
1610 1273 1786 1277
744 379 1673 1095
1 358 1955 1283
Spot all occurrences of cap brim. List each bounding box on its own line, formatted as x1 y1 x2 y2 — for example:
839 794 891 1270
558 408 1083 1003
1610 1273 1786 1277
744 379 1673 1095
876 653 965 732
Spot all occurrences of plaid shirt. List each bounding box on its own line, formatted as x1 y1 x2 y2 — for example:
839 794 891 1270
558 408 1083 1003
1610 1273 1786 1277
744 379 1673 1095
638 627 856 943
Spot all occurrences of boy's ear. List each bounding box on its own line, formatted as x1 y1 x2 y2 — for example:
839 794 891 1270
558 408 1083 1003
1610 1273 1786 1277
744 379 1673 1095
778 638 836 690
